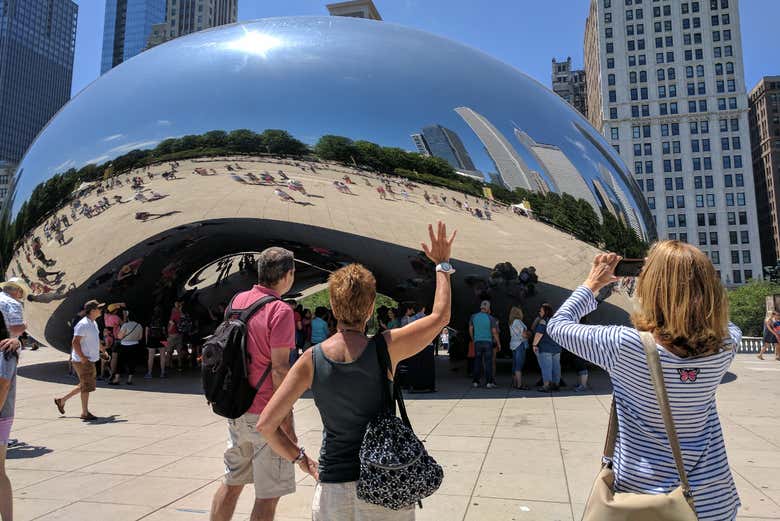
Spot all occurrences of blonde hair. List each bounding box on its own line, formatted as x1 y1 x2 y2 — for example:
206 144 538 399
329 264 376 328
508 306 524 325
631 241 730 357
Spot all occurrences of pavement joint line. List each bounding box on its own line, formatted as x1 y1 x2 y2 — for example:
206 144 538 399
135 477 224 520
731 467 780 509
733 422 780 450
460 388 510 521
552 392 576 521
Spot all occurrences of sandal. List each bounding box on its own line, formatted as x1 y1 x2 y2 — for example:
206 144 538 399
54 398 65 414
80 412 98 421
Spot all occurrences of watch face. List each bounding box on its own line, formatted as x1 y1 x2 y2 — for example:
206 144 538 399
439 262 452 271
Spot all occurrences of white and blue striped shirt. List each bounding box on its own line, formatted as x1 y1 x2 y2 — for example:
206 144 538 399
547 286 740 521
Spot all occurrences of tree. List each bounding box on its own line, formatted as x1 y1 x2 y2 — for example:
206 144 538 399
728 280 780 336
314 135 355 163
260 129 308 156
226 129 263 153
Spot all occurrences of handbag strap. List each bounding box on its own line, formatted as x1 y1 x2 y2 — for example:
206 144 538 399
374 332 412 429
639 331 693 499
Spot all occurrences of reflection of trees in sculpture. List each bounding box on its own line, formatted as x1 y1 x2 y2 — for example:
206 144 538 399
0 127 647 272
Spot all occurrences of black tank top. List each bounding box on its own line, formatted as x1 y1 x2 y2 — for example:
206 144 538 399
311 337 385 483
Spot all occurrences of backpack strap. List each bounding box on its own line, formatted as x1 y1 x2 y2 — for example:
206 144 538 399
226 294 279 390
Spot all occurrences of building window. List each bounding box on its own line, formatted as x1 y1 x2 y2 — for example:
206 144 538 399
710 232 719 245
733 270 742 284
739 211 747 225
743 250 751 264
611 127 619 139
610 107 618 119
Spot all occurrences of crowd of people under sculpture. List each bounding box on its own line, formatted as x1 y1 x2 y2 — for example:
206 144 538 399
0 167 765 521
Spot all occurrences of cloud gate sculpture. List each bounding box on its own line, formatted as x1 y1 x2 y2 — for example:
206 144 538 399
0 17 654 352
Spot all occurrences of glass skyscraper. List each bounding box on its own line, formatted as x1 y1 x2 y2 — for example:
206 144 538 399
0 0 77 210
101 0 166 74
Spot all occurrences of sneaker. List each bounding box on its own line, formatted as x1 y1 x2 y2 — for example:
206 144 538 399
144 373 152 379
472 381 479 388
486 383 497 389
574 384 587 392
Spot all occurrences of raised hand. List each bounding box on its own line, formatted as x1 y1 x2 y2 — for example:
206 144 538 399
0 338 20 352
584 253 621 293
421 221 457 265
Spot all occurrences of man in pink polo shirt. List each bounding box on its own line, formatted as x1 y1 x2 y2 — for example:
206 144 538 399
211 247 297 521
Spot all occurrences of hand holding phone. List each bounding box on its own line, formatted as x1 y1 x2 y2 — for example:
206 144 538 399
614 258 645 278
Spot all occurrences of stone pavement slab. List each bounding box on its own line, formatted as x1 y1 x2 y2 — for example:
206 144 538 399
6 346 780 520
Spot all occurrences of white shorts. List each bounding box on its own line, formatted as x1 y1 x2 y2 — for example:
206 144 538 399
223 413 296 499
312 481 415 521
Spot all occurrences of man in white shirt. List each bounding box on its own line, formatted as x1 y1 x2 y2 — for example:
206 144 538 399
0 278 30 340
54 300 105 421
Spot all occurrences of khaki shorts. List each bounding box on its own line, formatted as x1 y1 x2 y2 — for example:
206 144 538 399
74 361 97 393
312 481 415 521
223 413 296 499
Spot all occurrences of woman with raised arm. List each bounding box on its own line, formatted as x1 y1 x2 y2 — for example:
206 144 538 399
257 222 456 521
546 242 741 521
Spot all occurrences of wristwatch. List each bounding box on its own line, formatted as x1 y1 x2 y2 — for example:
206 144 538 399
436 262 456 275
293 447 306 464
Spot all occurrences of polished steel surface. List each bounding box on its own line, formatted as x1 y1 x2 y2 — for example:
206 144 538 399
0 17 653 351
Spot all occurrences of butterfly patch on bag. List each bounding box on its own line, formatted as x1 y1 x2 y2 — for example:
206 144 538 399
677 368 700 383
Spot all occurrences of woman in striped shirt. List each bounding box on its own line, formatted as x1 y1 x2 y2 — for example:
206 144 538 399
547 241 740 521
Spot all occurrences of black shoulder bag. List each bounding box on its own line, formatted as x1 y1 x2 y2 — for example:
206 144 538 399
356 333 444 510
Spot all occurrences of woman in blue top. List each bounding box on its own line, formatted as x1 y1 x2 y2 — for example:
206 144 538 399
532 303 562 392
547 242 741 521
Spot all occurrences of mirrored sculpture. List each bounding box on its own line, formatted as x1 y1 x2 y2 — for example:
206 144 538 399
0 17 654 351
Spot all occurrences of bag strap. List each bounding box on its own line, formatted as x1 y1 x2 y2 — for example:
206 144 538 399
254 363 272 392
602 400 618 463
235 295 278 323
374 332 413 429
639 331 693 500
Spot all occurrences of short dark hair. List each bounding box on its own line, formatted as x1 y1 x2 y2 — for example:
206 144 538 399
257 247 294 287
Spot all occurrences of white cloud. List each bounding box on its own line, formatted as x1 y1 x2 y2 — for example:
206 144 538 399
157 120 172 126
102 134 124 142
83 155 110 165
107 139 161 154
50 159 75 172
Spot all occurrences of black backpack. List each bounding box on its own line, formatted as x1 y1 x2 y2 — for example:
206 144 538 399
201 295 277 419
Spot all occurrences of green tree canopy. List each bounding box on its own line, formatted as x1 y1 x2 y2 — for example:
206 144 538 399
728 280 780 336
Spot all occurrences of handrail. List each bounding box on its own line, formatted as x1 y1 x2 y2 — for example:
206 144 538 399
738 336 774 354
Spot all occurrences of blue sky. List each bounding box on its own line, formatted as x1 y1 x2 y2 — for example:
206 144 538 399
74 0 780 97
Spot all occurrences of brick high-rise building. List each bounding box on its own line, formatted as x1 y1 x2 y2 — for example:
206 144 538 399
583 0 761 285
0 0 78 211
748 76 780 268
552 57 588 117
147 0 237 49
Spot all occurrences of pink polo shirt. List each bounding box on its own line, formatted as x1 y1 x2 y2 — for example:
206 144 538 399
231 285 295 415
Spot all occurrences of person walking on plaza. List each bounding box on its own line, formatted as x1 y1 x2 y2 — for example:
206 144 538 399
210 247 298 521
508 306 529 390
0 337 20 521
547 243 743 521
532 303 562 392
470 300 500 388
757 310 780 360
0 279 29 342
310 307 329 346
54 300 106 421
258 221 456 521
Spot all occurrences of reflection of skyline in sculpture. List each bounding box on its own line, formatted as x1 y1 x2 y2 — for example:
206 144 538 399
420 125 477 172
454 107 533 191
1 17 653 350
514 128 601 218
600 165 643 237
410 134 429 156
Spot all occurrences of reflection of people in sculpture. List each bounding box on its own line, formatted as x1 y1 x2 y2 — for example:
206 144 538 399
27 282 76 303
287 179 307 195
376 186 388 200
117 258 144 282
135 211 181 222
262 172 276 184
277 169 289 180
333 180 353 194
274 188 296 203
31 238 55 266
36 266 65 285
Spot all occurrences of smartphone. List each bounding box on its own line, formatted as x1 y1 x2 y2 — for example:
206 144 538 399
614 258 645 278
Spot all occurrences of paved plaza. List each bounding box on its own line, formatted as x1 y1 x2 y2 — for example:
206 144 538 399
6 347 780 521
